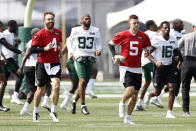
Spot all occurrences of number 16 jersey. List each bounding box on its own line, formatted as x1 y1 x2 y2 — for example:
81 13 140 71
68 26 102 58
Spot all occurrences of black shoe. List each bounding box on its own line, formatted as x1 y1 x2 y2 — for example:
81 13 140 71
0 105 10 112
81 106 90 115
71 102 76 114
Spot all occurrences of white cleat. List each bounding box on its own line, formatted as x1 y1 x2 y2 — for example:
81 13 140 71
41 102 51 112
144 93 150 108
166 111 176 118
183 112 190 117
150 97 164 108
33 113 40 122
124 115 135 125
20 108 31 115
60 103 70 110
11 96 24 105
86 92 98 99
50 112 59 122
119 101 125 118
173 101 181 107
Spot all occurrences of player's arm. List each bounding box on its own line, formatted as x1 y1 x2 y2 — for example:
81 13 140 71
95 30 102 56
0 38 23 54
30 42 52 53
60 42 67 57
147 46 163 68
17 47 32 75
109 41 124 64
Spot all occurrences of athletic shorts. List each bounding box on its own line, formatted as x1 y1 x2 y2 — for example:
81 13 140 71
123 71 142 91
142 62 153 82
35 62 61 87
24 66 36 89
74 56 93 81
66 59 79 81
2 58 19 79
153 64 178 88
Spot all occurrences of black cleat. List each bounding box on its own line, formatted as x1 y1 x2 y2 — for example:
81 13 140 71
81 106 90 115
0 105 10 112
71 102 76 114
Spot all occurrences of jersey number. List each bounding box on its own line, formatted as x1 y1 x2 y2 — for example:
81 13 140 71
78 37 94 49
162 46 172 58
52 38 57 52
129 41 138 56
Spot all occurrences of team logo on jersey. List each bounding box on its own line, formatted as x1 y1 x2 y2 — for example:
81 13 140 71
137 36 142 39
170 41 175 44
55 32 60 35
89 32 95 35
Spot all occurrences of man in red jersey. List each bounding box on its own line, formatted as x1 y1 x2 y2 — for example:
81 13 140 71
31 12 62 122
109 14 151 125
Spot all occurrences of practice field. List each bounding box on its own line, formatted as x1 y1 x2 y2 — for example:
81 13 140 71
0 96 196 131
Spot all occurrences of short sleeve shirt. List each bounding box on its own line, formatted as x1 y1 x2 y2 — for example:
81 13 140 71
31 28 62 63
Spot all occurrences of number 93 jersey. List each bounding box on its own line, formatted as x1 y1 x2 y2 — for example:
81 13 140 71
68 26 102 58
151 34 178 65
31 28 62 63
111 30 151 68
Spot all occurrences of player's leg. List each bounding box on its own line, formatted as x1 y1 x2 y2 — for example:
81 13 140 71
41 83 52 110
173 70 181 107
166 82 175 118
181 63 192 116
21 66 37 115
136 63 152 111
60 59 79 110
86 66 98 98
7 59 24 105
0 69 9 112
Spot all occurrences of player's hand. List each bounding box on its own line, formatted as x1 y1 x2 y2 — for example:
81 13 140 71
156 62 164 69
144 50 149 58
21 51 25 56
177 61 182 70
69 53 75 60
15 39 21 46
113 55 122 64
95 50 101 56
16 67 23 75
174 56 180 62
44 42 52 51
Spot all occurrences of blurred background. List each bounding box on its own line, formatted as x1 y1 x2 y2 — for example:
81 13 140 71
0 0 195 81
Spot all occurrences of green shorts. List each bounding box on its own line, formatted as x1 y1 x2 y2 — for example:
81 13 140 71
66 59 79 81
142 62 154 82
75 57 93 82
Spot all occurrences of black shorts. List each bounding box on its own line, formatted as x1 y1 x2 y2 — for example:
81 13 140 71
35 62 61 87
24 66 36 89
123 71 142 91
153 64 178 88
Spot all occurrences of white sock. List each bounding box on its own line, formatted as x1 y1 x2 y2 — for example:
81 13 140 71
81 105 86 108
51 105 57 113
120 100 125 105
174 96 178 101
137 99 143 106
43 96 49 104
23 102 30 109
167 110 172 113
62 92 73 106
86 79 95 93
33 107 39 113
13 91 19 98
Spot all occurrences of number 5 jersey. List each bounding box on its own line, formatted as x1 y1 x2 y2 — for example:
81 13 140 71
67 26 102 58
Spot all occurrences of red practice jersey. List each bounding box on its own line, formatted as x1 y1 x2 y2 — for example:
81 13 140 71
112 30 151 68
31 28 62 63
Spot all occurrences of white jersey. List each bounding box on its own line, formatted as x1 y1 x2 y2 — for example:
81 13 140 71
0 33 7 55
2 29 15 59
25 40 37 67
141 30 157 66
152 34 178 65
170 29 185 41
68 25 102 58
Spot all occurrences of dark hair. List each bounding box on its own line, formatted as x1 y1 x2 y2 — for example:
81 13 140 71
160 21 170 28
172 19 182 26
128 14 138 20
44 11 55 19
145 20 155 29
0 21 3 26
8 20 17 26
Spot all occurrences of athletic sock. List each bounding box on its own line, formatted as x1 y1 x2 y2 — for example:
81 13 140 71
51 105 57 113
63 92 73 106
33 107 39 113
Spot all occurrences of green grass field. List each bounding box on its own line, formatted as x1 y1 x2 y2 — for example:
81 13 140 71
0 96 196 131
